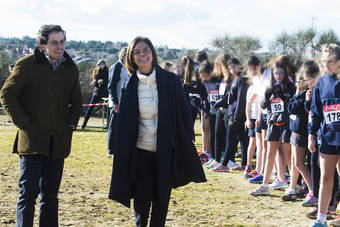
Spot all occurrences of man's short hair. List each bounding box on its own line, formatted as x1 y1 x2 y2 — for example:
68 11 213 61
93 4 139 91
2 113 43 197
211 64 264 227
37 25 66 45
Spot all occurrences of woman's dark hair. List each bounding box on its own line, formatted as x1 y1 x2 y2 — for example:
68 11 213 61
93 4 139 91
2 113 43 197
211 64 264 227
92 65 108 80
198 61 213 75
37 24 66 45
247 56 261 68
195 50 208 63
275 55 297 82
182 55 196 84
247 56 263 85
269 61 290 91
125 36 158 75
299 60 320 80
228 58 240 66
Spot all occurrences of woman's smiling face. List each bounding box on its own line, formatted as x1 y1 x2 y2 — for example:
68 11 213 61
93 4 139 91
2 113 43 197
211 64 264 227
132 41 153 74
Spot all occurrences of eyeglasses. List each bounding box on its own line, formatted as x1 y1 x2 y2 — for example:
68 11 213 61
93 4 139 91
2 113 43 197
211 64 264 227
47 39 66 46
133 47 151 56
274 71 285 76
296 78 313 84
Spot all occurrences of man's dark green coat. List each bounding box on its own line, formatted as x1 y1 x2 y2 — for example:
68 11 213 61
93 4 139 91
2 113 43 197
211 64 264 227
0 48 82 158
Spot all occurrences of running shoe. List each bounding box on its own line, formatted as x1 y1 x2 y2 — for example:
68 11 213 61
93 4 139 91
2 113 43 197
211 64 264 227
227 160 237 169
285 173 289 182
296 184 309 198
199 153 209 163
282 189 297 201
243 165 252 175
309 220 328 227
231 164 245 171
328 203 338 215
206 159 218 169
212 163 230 172
249 174 263 184
244 170 257 179
306 208 333 220
208 160 220 170
301 193 318 207
269 179 288 190
205 158 214 166
250 184 270 196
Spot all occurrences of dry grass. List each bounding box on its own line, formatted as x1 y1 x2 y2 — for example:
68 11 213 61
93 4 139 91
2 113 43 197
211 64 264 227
0 116 316 226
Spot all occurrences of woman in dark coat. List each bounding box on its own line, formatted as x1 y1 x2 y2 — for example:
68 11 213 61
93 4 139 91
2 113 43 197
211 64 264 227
81 59 109 129
108 37 206 227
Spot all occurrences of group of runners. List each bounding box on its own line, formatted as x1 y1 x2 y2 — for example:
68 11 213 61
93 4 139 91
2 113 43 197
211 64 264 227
175 45 340 227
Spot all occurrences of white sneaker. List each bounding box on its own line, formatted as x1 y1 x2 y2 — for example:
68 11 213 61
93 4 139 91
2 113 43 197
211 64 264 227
269 179 288 190
227 160 237 169
206 160 218 169
250 184 270 196
205 158 214 166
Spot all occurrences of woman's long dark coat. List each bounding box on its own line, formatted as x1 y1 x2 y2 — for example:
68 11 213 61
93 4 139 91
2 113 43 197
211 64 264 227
109 66 206 208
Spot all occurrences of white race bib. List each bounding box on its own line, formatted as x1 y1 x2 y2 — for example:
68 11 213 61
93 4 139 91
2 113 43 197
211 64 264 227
208 90 220 102
323 104 340 124
270 98 284 113
219 83 227 95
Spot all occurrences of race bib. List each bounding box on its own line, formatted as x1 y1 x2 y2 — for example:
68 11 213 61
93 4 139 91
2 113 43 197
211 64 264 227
270 98 284 113
189 93 200 98
208 90 220 102
219 83 227 95
323 104 340 124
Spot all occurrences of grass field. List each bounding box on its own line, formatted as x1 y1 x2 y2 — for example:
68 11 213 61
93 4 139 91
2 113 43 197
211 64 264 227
0 115 317 226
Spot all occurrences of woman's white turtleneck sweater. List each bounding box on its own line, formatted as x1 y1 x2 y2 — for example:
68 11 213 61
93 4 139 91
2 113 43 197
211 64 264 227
136 68 158 152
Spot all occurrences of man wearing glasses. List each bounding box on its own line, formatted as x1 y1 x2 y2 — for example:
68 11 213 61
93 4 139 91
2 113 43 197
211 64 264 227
0 24 82 227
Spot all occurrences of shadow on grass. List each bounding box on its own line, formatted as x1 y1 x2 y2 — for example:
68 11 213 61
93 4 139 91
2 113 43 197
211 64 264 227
77 128 107 133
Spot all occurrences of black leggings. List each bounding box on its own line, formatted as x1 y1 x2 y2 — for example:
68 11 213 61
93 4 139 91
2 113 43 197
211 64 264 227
214 109 228 162
222 120 249 166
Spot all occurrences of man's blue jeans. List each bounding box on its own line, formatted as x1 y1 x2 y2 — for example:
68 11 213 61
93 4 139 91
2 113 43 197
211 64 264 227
16 155 64 227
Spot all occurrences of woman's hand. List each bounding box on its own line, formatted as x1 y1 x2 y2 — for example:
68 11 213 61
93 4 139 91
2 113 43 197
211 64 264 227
113 104 120 113
246 119 253 129
306 89 313 102
255 116 261 127
308 134 317 152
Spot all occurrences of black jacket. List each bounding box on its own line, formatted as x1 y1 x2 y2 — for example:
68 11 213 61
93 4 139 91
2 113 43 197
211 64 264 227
93 67 108 97
261 82 296 124
108 66 206 208
183 80 208 113
227 76 249 123
288 90 308 135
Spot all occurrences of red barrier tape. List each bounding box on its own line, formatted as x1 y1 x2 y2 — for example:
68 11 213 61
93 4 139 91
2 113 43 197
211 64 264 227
82 103 107 107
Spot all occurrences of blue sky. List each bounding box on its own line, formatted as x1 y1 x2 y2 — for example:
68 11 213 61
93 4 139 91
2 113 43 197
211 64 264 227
1 0 340 50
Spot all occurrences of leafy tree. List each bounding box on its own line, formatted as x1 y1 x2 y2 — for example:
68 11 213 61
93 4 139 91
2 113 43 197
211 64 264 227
315 30 340 50
0 51 15 91
22 36 36 48
77 61 95 103
269 28 340 65
212 34 262 63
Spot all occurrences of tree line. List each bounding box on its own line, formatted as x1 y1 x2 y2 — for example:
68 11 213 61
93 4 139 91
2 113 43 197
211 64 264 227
1 27 339 105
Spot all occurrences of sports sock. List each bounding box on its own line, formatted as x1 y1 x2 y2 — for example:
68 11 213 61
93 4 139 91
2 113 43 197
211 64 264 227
316 212 327 224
